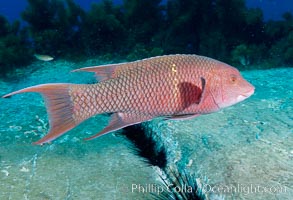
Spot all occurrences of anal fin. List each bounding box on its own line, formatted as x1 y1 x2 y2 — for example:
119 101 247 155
84 113 153 140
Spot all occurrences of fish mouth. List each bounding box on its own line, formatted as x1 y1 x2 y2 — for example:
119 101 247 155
243 87 255 97
237 88 255 101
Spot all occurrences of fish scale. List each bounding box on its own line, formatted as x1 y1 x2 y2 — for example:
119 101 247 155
80 57 200 117
2 54 255 144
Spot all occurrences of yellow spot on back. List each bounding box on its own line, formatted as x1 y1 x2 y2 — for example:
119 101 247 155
171 63 177 72
171 63 178 98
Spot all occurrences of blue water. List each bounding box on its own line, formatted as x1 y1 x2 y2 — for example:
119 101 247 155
1 0 293 22
0 60 292 199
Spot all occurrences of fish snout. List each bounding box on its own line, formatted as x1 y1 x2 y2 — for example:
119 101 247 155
241 84 255 99
246 87 255 96
246 82 255 96
236 83 255 102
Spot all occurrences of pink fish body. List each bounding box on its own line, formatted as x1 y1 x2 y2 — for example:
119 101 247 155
3 55 254 145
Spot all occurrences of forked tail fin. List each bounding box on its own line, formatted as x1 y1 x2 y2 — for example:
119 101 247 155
3 84 77 145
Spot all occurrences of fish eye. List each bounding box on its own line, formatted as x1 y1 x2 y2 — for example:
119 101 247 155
230 75 237 83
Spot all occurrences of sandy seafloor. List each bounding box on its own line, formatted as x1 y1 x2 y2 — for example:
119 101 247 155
0 60 292 200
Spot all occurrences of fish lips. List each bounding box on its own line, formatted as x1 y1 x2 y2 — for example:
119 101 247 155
237 87 255 101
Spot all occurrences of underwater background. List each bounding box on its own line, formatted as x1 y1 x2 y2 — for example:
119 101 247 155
0 0 292 199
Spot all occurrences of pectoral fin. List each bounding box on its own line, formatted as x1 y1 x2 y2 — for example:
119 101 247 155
84 113 153 140
175 77 206 114
198 77 206 105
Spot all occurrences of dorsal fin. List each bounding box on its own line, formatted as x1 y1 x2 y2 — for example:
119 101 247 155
72 62 136 81
71 55 176 81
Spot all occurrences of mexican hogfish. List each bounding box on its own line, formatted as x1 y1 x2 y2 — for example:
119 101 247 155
3 55 254 145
